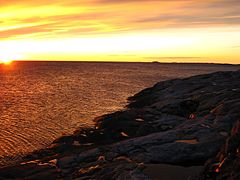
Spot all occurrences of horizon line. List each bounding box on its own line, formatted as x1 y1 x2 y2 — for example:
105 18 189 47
5 60 240 66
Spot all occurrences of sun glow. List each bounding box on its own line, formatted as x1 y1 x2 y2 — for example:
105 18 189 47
0 1 239 63
0 52 22 65
0 59 12 65
1 28 240 64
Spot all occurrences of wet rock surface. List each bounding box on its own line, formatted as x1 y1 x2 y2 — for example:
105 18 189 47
0 70 240 179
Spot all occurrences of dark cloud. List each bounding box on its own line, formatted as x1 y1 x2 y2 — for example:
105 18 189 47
136 15 240 27
131 0 240 27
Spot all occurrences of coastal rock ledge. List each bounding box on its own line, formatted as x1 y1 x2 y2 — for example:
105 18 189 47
0 70 240 180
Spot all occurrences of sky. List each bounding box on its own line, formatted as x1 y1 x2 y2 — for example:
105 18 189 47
0 0 240 64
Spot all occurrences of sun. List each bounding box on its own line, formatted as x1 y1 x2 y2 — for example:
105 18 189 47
0 52 22 65
1 58 13 65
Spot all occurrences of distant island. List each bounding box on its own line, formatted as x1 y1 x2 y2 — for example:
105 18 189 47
0 70 240 179
151 61 161 64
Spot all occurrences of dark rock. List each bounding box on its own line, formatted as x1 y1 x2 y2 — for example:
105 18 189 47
53 135 75 144
57 155 78 169
0 163 58 179
160 100 199 118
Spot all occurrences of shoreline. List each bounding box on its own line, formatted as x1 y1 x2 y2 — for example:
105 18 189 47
0 70 240 179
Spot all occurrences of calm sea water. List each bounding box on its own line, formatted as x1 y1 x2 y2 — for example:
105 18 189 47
0 62 239 165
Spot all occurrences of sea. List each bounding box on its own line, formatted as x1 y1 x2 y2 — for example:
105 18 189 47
0 61 239 166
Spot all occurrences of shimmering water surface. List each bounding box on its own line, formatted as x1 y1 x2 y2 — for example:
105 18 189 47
0 62 239 165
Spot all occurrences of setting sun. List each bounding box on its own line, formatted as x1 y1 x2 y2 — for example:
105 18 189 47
0 59 12 65
0 52 21 65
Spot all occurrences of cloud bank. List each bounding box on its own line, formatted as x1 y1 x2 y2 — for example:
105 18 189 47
0 0 240 39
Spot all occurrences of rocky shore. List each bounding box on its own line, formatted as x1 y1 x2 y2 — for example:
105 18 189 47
0 70 240 179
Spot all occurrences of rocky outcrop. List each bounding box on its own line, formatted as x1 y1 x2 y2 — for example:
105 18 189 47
200 120 240 179
0 71 240 179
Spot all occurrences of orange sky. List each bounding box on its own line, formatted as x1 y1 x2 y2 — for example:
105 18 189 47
0 0 240 64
